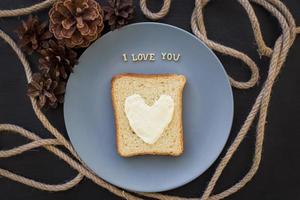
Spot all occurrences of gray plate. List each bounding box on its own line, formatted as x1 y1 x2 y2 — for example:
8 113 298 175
64 22 233 192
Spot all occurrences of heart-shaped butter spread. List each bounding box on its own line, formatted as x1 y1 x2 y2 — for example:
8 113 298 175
124 94 175 144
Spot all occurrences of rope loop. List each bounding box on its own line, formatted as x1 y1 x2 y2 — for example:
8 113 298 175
140 0 171 20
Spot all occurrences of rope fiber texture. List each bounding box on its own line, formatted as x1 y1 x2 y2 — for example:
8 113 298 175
0 0 299 199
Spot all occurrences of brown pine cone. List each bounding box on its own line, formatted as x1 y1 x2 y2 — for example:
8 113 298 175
49 0 104 48
16 15 53 54
103 0 134 30
39 40 78 80
27 72 66 108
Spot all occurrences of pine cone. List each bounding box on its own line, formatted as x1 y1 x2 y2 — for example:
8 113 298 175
103 0 134 30
39 40 78 80
49 0 104 48
16 15 53 54
27 73 66 108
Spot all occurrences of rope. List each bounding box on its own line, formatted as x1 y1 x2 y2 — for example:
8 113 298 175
0 0 299 199
0 0 56 18
140 0 171 20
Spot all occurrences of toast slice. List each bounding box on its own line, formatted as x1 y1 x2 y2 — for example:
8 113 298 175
111 73 186 157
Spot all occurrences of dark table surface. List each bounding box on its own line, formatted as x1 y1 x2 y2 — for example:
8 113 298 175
0 0 299 199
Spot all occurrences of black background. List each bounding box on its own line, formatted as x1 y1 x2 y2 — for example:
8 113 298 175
0 0 300 199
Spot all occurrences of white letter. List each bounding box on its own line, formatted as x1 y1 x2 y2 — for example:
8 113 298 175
132 54 138 62
173 53 180 62
149 53 156 61
122 53 128 62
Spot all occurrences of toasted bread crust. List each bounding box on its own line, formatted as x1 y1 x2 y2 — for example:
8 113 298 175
111 73 186 157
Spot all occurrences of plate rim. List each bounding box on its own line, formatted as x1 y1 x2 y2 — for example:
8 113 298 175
64 22 234 192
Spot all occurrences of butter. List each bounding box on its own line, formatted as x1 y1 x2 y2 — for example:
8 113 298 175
124 94 175 144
